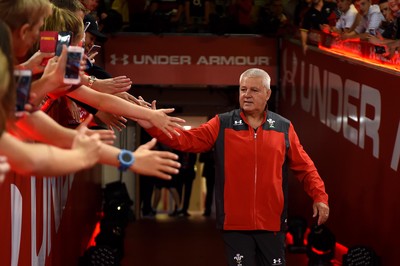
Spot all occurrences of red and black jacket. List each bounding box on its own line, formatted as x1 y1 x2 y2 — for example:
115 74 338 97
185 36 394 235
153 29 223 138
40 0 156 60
148 109 328 231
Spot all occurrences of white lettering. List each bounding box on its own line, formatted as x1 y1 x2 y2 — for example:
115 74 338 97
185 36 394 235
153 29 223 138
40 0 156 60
343 79 360 145
132 55 191 65
391 121 400 171
196 56 270 65
10 175 74 265
282 47 383 161
311 68 327 124
31 177 47 266
326 71 343 133
11 184 23 266
359 85 380 158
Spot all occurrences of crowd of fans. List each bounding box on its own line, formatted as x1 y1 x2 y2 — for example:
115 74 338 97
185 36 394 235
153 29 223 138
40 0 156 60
0 0 185 181
83 0 400 58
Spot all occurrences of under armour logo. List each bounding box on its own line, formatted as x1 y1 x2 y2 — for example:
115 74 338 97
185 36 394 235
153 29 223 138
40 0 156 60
110 54 129 65
234 120 243 126
272 258 282 265
233 254 243 266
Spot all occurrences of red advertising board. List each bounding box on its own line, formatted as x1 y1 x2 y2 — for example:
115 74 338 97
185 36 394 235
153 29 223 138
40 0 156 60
279 40 400 264
0 168 102 265
104 34 277 86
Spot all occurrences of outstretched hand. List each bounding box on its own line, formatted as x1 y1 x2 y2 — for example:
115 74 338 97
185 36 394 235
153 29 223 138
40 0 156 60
77 114 117 145
132 138 181 179
313 202 330 225
93 76 133 94
136 99 185 138
150 108 186 139
72 114 102 168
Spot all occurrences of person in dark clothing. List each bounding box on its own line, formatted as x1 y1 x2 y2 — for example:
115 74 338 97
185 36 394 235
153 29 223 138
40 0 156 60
175 151 197 217
199 149 215 217
300 0 337 53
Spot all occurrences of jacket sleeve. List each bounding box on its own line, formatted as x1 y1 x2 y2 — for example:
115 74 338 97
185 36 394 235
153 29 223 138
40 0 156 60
287 123 329 205
146 115 220 153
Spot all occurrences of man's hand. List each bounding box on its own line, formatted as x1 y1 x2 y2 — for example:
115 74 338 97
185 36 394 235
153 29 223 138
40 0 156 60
131 138 181 179
313 202 330 225
135 99 185 138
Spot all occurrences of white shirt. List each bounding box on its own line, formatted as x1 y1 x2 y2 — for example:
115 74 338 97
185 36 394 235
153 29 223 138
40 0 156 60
355 4 385 35
336 4 358 31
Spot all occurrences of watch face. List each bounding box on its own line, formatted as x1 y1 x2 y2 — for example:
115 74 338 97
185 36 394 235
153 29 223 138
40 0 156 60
122 152 132 162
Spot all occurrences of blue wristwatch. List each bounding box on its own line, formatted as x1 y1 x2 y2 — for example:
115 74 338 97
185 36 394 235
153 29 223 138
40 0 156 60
118 149 135 171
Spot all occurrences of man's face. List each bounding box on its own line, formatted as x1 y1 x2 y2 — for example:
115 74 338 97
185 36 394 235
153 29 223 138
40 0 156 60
239 76 271 115
337 0 351 13
13 15 45 58
380 2 394 21
356 0 371 16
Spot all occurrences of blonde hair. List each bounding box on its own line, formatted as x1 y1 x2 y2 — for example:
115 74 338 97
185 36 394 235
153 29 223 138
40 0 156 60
42 4 84 45
0 0 52 31
239 68 271 90
52 0 87 14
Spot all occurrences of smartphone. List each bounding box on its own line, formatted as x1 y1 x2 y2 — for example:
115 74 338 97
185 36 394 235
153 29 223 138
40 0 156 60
14 69 32 114
55 31 72 56
64 46 84 85
87 44 101 57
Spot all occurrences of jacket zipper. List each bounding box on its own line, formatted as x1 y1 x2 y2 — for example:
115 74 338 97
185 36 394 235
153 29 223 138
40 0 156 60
254 129 258 228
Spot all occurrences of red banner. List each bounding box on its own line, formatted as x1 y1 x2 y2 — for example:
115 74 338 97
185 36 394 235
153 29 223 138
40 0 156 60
279 40 400 265
0 168 102 265
104 34 277 86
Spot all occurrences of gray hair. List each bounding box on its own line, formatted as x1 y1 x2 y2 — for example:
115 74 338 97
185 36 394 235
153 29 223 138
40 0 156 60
239 68 271 90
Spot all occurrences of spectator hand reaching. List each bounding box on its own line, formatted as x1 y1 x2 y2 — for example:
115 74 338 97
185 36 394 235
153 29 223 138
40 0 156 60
72 114 102 169
113 92 141 105
131 138 180 180
92 75 133 94
77 115 117 145
95 111 127 132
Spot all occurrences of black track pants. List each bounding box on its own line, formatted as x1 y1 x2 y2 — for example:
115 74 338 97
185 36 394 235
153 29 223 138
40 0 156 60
222 230 286 266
